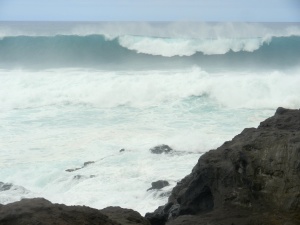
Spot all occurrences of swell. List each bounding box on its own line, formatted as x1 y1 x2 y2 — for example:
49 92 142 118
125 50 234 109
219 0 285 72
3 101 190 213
0 34 299 70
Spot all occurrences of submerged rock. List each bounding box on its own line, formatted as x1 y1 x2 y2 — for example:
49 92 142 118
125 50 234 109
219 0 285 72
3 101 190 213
73 175 96 180
65 167 81 172
73 175 89 180
0 182 13 191
0 181 30 200
147 180 170 191
83 161 95 167
66 161 95 172
150 145 173 154
146 108 300 225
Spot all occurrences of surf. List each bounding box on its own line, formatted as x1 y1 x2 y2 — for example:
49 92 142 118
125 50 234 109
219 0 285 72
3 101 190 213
1 21 300 215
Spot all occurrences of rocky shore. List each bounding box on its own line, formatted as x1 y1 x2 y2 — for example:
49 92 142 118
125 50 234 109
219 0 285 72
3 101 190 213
0 198 150 225
1 107 299 225
146 107 300 225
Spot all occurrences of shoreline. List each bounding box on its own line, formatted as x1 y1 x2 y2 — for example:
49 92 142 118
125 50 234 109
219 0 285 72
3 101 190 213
1 107 299 224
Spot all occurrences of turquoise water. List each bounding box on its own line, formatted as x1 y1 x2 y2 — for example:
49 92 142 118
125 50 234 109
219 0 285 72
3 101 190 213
0 22 299 214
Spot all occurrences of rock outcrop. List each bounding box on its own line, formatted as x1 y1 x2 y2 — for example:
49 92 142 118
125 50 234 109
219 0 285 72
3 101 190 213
0 198 149 225
66 161 95 172
147 180 170 191
150 145 173 154
146 107 300 225
101 206 150 225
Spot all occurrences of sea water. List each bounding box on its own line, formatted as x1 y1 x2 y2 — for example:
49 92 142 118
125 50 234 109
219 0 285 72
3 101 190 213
0 22 300 215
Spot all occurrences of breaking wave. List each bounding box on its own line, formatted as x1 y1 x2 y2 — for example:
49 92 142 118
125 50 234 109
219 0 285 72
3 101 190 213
0 34 299 70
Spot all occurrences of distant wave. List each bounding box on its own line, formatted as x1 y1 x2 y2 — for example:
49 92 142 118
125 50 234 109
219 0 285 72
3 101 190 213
0 34 299 69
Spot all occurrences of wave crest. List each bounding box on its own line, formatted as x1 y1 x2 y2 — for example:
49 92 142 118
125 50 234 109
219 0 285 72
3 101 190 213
118 35 272 56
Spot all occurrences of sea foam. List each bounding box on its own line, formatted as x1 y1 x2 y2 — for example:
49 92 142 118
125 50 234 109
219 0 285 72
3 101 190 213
0 68 299 110
0 22 300 215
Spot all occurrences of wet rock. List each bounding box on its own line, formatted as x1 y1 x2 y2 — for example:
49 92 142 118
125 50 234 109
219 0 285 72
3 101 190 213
66 161 95 172
150 145 173 154
83 161 95 167
0 198 117 225
147 180 170 191
66 167 81 172
146 108 300 225
0 198 150 225
159 191 172 198
145 203 173 225
101 206 150 225
0 182 13 191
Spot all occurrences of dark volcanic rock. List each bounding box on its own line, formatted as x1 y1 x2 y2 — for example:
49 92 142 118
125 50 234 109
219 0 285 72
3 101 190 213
65 167 82 172
66 161 95 172
101 206 150 225
150 145 173 154
146 108 300 225
147 180 170 191
83 161 95 167
0 198 150 225
0 198 117 225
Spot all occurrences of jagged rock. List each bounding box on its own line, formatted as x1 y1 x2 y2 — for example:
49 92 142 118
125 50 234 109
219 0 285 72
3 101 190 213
146 108 300 225
65 167 82 172
147 180 170 191
83 161 95 167
0 198 150 225
150 145 173 154
0 198 117 225
101 206 150 225
66 161 95 172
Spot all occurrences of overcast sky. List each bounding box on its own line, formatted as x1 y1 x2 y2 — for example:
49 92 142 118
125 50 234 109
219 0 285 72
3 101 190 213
0 0 299 22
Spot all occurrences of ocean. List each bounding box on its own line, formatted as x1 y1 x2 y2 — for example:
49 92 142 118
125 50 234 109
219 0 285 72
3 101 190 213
0 22 300 215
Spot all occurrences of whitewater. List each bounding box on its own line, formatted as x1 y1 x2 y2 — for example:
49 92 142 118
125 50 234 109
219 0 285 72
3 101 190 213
0 22 300 215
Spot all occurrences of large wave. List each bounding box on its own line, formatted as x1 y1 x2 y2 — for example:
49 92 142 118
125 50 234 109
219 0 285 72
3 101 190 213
0 22 300 70
0 34 300 70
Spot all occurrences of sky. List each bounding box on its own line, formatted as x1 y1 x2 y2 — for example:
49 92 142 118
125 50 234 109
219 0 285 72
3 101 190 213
0 0 299 22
